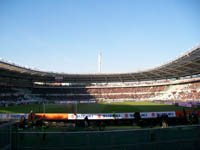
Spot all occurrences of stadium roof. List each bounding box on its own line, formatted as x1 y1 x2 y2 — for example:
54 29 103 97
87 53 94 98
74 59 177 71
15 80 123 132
0 44 200 84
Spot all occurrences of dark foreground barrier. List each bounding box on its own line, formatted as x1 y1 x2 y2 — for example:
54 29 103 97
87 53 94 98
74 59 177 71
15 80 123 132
10 125 200 150
0 122 14 150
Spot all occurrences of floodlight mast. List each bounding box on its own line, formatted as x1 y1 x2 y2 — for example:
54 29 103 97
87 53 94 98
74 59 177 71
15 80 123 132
98 52 102 73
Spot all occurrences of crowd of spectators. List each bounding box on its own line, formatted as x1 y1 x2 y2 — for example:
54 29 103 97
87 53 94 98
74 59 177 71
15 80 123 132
164 82 200 101
1 79 200 103
32 86 168 94
0 86 18 94
32 81 200 101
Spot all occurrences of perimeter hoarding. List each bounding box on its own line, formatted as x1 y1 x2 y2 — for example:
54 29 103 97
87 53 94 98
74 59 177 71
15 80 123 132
67 111 176 120
35 113 68 120
3 111 200 120
0 113 28 120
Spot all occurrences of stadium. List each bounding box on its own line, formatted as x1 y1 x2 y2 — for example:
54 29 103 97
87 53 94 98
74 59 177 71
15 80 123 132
1 44 200 150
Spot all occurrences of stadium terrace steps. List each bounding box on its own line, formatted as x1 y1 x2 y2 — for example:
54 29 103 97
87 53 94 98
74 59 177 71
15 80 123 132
1 79 200 103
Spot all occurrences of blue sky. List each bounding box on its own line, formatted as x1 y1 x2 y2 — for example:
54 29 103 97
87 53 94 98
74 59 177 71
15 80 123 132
0 0 199 73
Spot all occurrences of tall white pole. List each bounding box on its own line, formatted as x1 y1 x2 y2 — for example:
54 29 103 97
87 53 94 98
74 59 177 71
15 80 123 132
98 52 102 73
43 101 45 113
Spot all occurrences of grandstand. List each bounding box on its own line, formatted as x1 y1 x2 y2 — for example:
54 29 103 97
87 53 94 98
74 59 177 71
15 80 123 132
31 78 200 102
0 44 200 104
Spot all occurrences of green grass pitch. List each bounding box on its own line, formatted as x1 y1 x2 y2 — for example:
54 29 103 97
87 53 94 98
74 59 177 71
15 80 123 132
0 102 193 113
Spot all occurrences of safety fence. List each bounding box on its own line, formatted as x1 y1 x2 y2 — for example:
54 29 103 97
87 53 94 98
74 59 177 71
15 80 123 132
10 125 200 150
0 122 14 150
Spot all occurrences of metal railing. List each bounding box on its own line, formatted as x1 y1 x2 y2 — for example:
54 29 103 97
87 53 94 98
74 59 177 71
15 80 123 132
0 122 15 150
11 124 200 150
